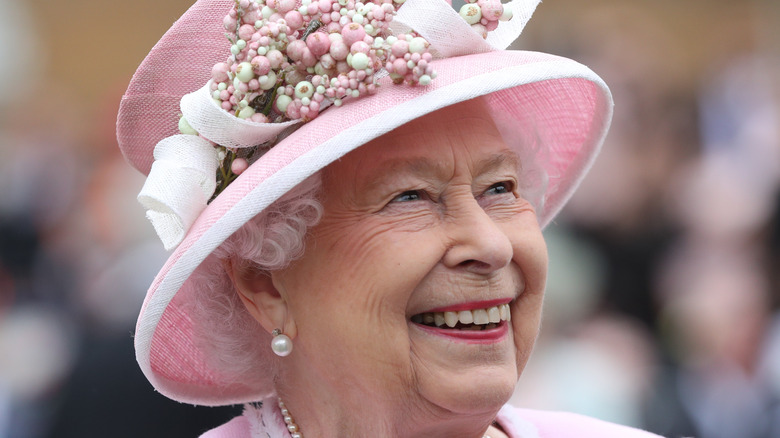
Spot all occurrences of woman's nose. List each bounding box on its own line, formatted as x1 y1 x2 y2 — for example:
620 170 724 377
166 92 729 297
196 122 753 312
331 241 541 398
442 199 514 275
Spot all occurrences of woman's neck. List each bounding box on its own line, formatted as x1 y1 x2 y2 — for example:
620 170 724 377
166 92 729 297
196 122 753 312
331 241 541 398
277 385 501 438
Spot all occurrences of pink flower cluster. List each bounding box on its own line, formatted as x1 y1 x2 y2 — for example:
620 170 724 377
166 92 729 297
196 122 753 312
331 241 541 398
195 0 511 192
209 0 437 123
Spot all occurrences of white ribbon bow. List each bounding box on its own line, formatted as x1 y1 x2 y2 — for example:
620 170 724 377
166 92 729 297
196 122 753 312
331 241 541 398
138 84 301 250
139 0 541 250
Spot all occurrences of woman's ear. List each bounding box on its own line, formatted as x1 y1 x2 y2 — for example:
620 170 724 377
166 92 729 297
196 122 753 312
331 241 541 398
225 259 297 339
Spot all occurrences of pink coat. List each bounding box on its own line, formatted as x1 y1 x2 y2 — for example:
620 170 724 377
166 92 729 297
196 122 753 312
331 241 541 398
200 402 663 437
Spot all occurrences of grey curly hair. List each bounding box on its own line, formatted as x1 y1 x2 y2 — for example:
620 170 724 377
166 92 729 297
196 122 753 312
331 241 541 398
189 173 323 390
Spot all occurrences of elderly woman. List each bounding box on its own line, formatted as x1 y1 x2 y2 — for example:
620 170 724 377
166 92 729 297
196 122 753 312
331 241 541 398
118 0 662 436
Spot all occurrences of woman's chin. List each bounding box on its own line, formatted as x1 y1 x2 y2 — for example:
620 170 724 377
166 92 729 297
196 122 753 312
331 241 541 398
420 367 517 415
408 322 519 415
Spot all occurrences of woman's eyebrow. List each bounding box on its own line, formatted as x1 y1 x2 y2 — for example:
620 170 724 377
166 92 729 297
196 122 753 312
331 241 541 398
362 150 521 192
474 151 522 175
365 157 451 190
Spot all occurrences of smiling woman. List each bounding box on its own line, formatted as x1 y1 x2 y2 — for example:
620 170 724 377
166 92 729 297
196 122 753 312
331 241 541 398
117 0 661 436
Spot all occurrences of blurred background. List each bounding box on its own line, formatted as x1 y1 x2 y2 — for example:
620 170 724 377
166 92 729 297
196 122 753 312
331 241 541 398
0 0 777 437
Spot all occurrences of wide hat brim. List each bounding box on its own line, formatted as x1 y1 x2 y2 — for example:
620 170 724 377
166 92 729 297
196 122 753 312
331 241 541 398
118 0 613 406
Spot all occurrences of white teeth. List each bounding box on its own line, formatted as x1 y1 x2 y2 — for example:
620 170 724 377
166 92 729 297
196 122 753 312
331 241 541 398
458 310 473 324
473 308 489 325
444 311 458 328
413 303 512 328
488 306 500 323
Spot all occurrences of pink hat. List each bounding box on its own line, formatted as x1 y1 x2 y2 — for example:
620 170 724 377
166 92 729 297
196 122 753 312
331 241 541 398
118 0 612 406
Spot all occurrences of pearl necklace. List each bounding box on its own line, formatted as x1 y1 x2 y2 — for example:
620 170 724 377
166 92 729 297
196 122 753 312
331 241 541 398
278 397 495 438
278 398 304 438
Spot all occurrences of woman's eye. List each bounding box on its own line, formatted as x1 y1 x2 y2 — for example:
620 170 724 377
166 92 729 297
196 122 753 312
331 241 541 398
392 190 424 202
485 181 514 195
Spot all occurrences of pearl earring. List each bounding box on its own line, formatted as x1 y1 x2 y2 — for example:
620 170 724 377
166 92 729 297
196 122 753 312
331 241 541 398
271 328 293 357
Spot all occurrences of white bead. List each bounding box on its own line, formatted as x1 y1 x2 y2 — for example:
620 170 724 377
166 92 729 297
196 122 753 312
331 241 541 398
500 4 513 21
459 3 482 25
294 81 315 99
276 94 292 112
259 71 277 90
408 37 427 53
350 52 369 70
271 333 293 356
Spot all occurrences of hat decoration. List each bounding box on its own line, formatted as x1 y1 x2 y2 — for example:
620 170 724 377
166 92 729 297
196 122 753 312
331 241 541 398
137 0 540 250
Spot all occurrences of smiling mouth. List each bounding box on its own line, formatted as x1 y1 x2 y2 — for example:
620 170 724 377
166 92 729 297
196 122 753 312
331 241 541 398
410 304 511 331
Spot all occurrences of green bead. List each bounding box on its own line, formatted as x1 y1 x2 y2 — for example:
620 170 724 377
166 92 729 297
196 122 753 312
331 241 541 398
238 106 255 119
236 62 255 83
276 95 292 112
178 116 198 135
351 52 370 70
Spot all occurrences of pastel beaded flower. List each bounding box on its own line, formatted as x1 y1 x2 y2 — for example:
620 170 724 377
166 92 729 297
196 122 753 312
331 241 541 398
180 0 508 198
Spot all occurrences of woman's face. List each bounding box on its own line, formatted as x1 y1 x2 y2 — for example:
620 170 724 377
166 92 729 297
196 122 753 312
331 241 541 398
272 98 548 420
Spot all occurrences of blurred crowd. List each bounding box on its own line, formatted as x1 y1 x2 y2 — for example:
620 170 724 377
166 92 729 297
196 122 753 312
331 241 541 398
1 0 778 437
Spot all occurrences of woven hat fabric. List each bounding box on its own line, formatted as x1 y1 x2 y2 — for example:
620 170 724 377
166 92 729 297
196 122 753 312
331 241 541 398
118 0 613 406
